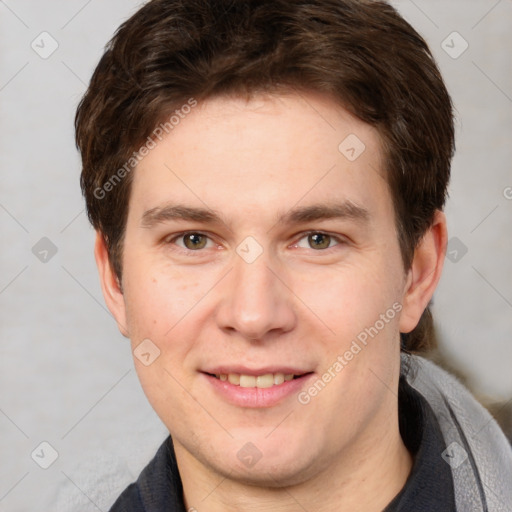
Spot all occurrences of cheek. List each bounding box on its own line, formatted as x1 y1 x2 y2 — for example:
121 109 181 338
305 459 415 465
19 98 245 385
290 259 404 417
294 262 402 341
122 268 207 427
122 260 204 338
297 267 403 426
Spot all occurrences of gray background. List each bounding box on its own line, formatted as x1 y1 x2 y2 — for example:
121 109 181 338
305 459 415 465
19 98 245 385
1 1 511 510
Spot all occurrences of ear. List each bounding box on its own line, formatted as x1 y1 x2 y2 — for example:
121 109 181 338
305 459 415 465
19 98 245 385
399 210 447 334
94 232 129 337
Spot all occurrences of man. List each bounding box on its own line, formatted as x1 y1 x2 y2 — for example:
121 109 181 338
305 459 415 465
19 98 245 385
75 0 512 510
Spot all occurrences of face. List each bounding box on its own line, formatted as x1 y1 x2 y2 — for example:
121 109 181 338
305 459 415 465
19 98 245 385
105 92 418 486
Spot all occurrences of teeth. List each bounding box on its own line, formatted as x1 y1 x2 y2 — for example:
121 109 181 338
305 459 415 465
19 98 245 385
273 373 284 385
240 375 257 387
216 372 300 388
256 374 274 388
228 374 240 385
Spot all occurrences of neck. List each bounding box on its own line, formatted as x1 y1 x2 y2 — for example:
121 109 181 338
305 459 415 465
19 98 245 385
175 407 413 512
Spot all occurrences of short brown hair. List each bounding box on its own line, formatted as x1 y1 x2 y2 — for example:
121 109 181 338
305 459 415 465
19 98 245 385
75 0 454 352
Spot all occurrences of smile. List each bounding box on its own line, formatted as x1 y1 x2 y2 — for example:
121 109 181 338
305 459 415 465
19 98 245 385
210 372 301 388
202 370 314 408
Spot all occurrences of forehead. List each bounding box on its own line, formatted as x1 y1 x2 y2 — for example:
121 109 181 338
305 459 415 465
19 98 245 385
130 92 390 223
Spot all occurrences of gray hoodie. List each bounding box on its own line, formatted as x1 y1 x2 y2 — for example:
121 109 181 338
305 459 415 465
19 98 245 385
402 354 512 511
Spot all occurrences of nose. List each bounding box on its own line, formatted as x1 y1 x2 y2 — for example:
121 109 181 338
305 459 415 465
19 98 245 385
215 251 297 341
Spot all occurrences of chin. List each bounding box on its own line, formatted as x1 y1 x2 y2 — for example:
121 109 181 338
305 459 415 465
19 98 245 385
204 434 323 488
220 457 318 489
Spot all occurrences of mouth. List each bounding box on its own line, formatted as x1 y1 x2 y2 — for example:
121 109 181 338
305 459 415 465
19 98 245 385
201 368 315 408
205 371 309 389
199 364 315 408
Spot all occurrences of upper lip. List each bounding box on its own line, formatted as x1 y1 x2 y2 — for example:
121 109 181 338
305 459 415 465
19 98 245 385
202 366 312 376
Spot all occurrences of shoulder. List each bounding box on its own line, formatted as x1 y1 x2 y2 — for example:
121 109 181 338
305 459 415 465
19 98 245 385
109 436 185 512
402 354 512 510
109 483 143 512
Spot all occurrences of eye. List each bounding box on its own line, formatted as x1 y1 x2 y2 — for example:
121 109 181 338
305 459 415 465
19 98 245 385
171 232 214 251
295 232 342 250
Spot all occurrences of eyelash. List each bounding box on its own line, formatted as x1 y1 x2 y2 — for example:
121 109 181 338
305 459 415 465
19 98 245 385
293 231 346 250
165 231 217 252
164 231 347 253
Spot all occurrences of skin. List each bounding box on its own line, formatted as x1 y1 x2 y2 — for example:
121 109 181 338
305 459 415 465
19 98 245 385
95 91 447 511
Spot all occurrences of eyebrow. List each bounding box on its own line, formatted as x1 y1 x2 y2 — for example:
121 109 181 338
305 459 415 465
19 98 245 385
140 201 370 229
141 204 221 229
280 201 370 225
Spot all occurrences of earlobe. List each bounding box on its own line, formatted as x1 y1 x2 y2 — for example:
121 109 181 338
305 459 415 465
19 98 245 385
399 211 447 334
94 232 130 337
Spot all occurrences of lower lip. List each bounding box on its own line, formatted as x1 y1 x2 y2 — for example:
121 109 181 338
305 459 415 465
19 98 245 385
202 373 315 408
